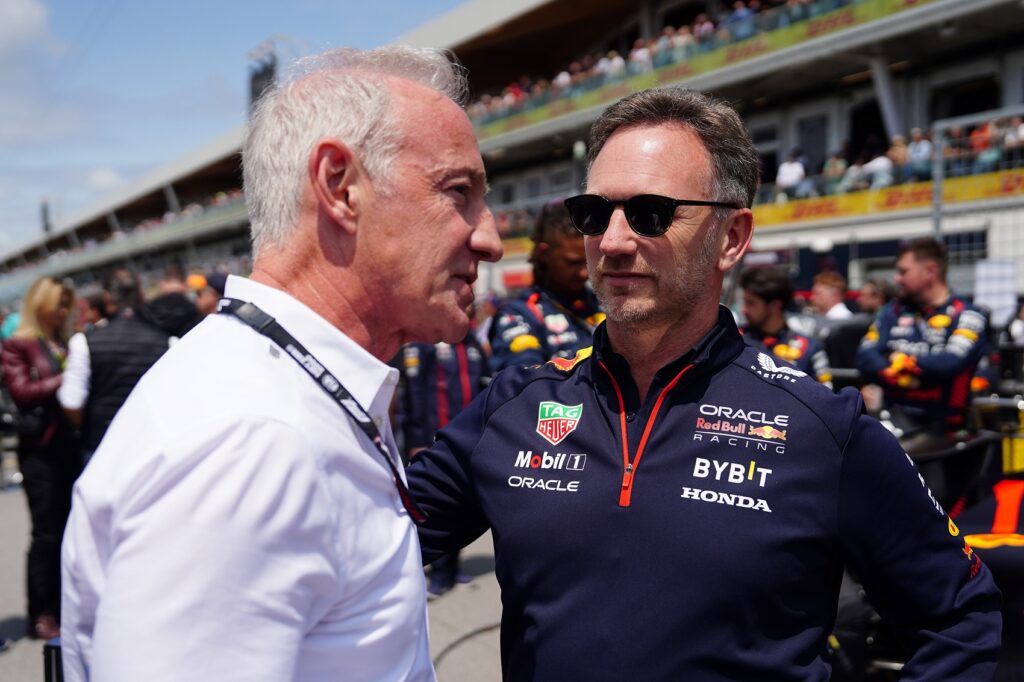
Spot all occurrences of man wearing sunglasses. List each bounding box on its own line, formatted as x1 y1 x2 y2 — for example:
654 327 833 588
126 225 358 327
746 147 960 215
407 87 1001 680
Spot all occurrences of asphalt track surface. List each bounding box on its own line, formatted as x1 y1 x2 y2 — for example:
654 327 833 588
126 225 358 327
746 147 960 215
0 480 502 681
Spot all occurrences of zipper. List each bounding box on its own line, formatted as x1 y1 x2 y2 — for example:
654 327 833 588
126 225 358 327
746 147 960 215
598 360 694 507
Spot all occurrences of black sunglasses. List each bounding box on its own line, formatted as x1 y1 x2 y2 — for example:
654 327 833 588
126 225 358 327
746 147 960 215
564 194 741 237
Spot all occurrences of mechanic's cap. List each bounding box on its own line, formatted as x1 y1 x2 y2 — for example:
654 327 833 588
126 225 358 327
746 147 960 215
204 272 228 296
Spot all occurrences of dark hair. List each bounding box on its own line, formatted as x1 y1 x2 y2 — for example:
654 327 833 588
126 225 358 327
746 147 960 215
106 268 143 311
740 267 793 306
530 199 578 247
898 237 948 280
85 292 108 319
529 199 581 274
586 87 760 209
863 278 896 303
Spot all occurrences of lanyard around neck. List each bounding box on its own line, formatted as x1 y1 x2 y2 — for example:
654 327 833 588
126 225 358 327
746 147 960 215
217 298 427 524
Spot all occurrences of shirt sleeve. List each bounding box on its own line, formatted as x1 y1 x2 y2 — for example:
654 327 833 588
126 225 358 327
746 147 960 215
855 310 892 380
58 332 91 410
488 304 548 373
837 415 1002 680
61 417 341 682
913 307 988 378
406 385 492 565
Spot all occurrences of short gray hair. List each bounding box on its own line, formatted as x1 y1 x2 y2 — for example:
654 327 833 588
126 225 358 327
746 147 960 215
243 46 469 253
586 87 760 212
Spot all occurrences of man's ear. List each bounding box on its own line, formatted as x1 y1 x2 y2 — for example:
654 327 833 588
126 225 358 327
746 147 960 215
308 139 361 235
717 208 754 273
533 241 551 267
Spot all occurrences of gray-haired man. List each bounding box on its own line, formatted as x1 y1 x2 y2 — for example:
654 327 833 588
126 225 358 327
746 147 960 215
61 46 501 681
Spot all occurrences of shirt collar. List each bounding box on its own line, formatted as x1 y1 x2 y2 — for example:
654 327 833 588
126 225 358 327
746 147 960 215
222 276 398 412
590 305 746 384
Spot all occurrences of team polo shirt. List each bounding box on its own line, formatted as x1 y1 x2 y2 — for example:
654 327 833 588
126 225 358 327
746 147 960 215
408 306 1002 681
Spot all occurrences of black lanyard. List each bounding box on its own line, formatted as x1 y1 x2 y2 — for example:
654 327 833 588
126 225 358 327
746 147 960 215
218 298 427 524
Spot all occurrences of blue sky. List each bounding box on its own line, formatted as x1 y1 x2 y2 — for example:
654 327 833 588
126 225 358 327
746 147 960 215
0 0 465 256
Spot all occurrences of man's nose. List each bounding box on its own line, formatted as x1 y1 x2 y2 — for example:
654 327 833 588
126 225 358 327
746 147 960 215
596 208 638 257
471 206 503 263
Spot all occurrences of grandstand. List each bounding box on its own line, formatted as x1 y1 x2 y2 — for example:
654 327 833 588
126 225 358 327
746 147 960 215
2 0 1023 312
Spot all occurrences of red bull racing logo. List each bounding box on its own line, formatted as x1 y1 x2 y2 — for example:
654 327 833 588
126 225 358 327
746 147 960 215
748 425 786 441
536 401 583 445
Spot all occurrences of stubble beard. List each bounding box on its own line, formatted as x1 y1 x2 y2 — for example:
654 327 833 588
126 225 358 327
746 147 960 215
596 235 718 330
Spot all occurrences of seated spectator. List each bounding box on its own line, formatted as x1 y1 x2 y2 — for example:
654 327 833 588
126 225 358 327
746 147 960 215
653 27 676 67
970 120 1001 174
693 13 716 44
837 154 869 193
723 0 756 40
863 150 894 188
606 50 626 79
887 134 908 182
905 127 933 181
672 25 696 59
944 125 971 177
1005 116 1024 165
821 150 848 195
775 149 806 201
628 39 653 74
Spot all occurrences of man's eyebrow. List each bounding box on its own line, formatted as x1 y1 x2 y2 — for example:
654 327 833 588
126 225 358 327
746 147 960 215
437 167 489 190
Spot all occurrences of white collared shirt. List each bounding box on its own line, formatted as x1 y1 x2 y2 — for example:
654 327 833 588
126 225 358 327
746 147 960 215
826 302 853 320
58 331 91 410
61 276 433 682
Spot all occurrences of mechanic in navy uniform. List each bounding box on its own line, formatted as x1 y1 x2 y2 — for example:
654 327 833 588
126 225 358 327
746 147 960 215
856 237 988 502
739 266 833 388
397 318 489 597
406 87 1001 681
488 199 603 372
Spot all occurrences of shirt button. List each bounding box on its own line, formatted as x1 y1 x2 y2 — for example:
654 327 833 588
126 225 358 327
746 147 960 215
625 412 636 422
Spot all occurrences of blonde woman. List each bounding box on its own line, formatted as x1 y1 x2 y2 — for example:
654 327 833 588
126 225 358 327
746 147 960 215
1 276 79 640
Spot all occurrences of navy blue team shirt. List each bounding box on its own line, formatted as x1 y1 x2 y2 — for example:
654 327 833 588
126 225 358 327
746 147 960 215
407 306 1002 681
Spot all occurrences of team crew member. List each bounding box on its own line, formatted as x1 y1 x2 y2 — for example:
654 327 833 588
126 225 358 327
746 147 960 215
407 87 1001 681
398 326 489 597
855 238 987 438
739 266 832 387
61 46 502 682
489 199 603 372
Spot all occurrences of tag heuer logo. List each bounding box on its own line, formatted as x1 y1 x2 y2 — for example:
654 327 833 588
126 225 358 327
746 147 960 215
536 401 583 445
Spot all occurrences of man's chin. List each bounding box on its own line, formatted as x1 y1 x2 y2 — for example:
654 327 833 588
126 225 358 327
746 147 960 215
434 312 471 344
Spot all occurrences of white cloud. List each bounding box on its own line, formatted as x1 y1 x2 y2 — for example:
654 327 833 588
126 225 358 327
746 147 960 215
0 0 50 57
85 166 124 192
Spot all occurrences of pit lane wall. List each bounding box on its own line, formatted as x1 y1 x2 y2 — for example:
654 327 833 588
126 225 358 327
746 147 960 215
474 0 939 141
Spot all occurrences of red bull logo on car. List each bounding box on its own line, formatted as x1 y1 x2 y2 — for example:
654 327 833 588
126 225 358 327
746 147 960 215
536 401 583 445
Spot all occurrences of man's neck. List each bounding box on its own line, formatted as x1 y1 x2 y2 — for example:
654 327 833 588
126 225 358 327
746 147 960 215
605 305 718 400
755 313 786 338
249 263 400 362
924 283 951 308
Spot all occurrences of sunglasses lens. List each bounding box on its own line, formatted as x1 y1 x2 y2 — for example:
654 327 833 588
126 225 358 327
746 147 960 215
566 196 611 235
625 196 672 236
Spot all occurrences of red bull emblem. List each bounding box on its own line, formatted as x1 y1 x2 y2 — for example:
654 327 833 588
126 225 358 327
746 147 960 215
536 401 583 445
749 425 787 441
548 347 592 373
